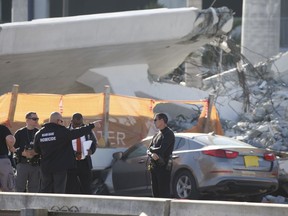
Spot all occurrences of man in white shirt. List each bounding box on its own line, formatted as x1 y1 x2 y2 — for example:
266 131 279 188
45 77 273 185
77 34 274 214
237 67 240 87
66 113 97 194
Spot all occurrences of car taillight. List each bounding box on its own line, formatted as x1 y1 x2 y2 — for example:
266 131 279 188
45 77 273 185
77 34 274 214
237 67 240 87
264 152 276 161
202 149 239 159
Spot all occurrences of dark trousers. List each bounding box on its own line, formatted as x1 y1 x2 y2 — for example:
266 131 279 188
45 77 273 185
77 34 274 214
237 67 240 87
40 169 67 193
150 166 171 198
66 159 92 194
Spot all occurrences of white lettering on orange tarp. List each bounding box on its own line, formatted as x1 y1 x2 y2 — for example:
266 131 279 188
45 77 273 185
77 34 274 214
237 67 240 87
116 132 125 146
96 131 126 146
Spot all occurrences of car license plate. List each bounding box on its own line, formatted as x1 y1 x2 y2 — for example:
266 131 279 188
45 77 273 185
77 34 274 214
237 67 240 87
244 156 259 167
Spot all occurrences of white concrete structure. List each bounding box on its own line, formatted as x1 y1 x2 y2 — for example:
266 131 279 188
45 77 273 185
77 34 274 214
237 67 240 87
0 7 241 120
34 0 50 19
80 64 241 121
159 0 186 8
11 0 29 22
0 7 233 93
241 0 281 64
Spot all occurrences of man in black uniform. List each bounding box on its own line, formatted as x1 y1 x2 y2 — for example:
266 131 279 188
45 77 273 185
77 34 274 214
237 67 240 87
147 113 175 198
34 111 101 193
0 124 16 192
14 112 41 192
66 113 97 194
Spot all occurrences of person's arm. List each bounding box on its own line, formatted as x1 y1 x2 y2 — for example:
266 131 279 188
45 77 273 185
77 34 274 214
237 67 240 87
14 130 22 158
88 130 97 155
154 132 174 156
70 120 101 140
33 132 41 155
148 134 161 161
150 131 175 162
6 134 16 152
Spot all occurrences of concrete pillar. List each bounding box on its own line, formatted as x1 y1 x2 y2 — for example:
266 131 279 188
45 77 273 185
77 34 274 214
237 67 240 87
158 0 186 8
185 0 203 88
34 0 49 19
241 0 281 65
12 0 29 22
186 0 202 9
62 0 69 17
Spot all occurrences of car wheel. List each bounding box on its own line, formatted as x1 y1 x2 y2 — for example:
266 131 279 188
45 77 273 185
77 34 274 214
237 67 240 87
246 195 264 202
172 170 200 199
91 182 109 195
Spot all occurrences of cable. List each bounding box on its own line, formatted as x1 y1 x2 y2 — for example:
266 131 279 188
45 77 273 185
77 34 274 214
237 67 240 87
209 0 217 8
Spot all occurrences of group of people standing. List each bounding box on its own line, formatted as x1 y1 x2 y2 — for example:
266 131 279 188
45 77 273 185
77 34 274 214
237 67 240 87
1 111 175 199
0 111 100 194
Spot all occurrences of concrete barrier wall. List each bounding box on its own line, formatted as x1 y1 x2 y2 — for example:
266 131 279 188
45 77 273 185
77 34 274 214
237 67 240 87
0 193 287 216
0 193 169 216
170 200 288 216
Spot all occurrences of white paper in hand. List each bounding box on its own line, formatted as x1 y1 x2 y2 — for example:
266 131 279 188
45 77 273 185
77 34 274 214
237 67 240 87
83 140 92 157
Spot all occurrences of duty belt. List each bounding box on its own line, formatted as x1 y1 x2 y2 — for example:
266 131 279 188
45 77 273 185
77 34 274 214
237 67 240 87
20 157 40 166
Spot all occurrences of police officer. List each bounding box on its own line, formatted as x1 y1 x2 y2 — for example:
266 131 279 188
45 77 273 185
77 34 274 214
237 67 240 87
14 112 41 192
34 112 101 193
147 113 175 198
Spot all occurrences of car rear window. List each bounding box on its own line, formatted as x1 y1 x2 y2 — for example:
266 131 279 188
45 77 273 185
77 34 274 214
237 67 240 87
194 135 249 146
174 137 203 150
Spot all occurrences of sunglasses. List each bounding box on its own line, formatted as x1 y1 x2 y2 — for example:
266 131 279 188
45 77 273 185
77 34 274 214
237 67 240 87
29 117 39 121
154 118 161 122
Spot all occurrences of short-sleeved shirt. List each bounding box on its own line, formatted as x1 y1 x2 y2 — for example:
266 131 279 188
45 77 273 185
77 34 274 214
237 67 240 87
0 125 12 155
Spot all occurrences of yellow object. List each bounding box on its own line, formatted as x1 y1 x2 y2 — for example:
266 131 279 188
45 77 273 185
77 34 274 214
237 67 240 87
0 92 223 148
244 156 259 167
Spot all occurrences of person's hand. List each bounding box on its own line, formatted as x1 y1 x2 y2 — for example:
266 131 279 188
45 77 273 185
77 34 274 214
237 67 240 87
8 146 16 153
151 153 159 160
24 149 36 158
22 149 27 157
92 120 102 128
6 135 15 149
75 151 82 158
86 149 92 156
23 149 32 158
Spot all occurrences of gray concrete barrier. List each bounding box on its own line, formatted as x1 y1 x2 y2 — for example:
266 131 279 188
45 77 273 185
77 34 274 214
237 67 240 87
0 192 169 216
20 208 48 216
0 192 287 216
170 199 288 216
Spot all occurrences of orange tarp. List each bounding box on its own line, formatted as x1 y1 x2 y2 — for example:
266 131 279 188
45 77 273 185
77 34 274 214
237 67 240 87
0 93 223 147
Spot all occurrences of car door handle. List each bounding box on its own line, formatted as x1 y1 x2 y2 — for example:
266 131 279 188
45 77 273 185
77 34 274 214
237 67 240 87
172 155 179 159
138 159 145 163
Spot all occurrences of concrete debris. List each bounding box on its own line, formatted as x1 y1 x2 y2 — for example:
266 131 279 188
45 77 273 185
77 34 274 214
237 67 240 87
202 51 288 200
203 51 288 153
262 195 288 204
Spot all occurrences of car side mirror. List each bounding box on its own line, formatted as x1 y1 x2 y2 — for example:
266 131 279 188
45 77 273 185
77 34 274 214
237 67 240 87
113 152 123 160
